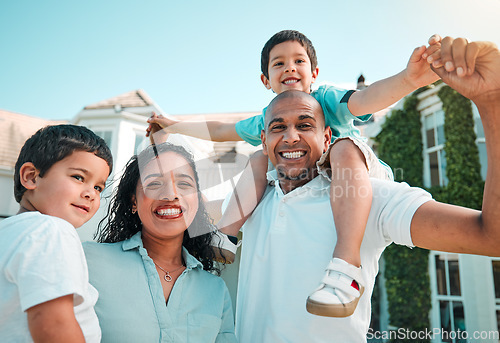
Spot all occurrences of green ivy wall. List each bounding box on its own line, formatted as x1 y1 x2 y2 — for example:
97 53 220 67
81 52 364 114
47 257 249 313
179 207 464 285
373 84 483 341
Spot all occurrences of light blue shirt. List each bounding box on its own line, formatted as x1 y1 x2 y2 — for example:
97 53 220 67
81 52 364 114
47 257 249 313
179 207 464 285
235 84 371 146
83 232 237 343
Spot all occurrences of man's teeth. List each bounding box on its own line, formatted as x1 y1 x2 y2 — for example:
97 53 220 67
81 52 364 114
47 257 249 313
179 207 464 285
156 208 181 216
284 79 298 84
282 151 305 159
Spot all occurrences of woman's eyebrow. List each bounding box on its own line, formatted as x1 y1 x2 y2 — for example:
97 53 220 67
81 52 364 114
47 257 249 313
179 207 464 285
175 173 195 182
143 173 162 181
143 172 194 182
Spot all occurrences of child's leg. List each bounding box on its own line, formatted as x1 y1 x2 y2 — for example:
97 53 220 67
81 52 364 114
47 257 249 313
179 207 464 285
330 138 371 268
307 138 371 317
212 150 268 263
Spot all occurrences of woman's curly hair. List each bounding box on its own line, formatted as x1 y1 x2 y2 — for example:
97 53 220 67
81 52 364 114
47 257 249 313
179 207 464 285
95 143 221 275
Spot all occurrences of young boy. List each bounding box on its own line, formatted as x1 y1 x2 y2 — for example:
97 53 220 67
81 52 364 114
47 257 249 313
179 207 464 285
0 124 113 342
147 30 440 317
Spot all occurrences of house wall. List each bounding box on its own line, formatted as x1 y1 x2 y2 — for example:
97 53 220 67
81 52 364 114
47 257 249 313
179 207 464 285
375 85 500 342
0 168 18 218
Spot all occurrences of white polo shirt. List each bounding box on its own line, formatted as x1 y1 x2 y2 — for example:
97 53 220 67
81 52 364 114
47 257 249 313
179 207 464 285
235 173 432 343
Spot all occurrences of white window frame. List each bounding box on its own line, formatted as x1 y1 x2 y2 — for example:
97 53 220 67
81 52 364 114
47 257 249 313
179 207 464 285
491 258 500 333
429 252 466 343
422 106 447 188
472 103 487 181
91 127 115 154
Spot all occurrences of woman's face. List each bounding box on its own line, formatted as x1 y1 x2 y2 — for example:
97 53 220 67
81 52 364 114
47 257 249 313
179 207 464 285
134 151 199 240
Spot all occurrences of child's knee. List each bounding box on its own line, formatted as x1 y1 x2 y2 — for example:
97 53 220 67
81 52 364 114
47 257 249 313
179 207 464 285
329 139 367 168
247 149 269 178
249 150 268 168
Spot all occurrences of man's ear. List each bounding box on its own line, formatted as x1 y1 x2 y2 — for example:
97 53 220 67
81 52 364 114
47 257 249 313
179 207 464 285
19 162 40 190
260 130 268 156
261 74 272 90
323 127 332 153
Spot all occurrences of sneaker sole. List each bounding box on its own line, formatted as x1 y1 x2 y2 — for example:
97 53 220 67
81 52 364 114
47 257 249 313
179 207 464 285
306 286 364 318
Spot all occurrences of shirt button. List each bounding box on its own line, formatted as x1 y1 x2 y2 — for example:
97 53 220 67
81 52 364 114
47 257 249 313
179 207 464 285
279 211 285 216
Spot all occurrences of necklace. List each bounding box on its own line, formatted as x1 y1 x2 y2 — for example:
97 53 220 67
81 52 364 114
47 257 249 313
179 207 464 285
153 260 185 282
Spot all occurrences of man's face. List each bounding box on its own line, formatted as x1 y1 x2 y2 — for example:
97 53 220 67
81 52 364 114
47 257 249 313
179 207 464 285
261 93 331 188
261 40 319 94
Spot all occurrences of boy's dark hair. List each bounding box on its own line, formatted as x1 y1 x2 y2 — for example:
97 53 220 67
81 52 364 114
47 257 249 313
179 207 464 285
261 30 318 79
14 124 113 203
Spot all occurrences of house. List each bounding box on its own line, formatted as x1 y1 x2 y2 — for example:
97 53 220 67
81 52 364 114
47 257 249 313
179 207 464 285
3 84 498 342
367 83 499 342
0 89 259 310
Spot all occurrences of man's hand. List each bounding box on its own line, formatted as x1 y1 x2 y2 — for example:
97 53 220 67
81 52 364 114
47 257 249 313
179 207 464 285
430 35 500 108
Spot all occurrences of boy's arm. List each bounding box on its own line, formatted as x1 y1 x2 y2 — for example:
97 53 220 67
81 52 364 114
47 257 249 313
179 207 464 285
348 36 441 116
27 295 85 343
147 114 242 142
216 150 269 236
410 38 500 256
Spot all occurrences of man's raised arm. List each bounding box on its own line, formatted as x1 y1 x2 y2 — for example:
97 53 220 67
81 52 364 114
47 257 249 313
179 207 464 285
410 37 500 256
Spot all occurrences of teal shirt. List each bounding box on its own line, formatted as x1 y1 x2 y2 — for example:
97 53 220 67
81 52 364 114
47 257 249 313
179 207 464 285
235 84 371 146
83 232 237 343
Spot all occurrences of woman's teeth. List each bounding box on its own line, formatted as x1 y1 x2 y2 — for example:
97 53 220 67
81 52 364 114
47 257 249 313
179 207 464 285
156 208 181 216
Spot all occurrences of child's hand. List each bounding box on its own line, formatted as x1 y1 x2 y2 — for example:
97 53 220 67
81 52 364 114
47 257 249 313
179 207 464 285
404 35 442 89
146 112 178 136
146 112 175 145
422 34 442 67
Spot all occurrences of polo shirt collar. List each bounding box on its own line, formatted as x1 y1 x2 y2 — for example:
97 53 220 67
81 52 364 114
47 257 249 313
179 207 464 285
266 168 330 194
122 231 203 270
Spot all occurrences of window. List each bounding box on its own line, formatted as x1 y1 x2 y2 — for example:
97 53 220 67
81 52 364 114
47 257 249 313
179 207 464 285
424 110 447 187
432 253 466 343
134 132 146 154
492 260 500 332
473 104 487 180
94 130 113 150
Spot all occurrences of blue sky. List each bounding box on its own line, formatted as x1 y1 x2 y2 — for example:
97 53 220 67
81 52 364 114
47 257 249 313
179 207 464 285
2 0 500 120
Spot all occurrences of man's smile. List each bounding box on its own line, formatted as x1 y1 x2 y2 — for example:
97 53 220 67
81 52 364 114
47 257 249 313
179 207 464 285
280 150 306 159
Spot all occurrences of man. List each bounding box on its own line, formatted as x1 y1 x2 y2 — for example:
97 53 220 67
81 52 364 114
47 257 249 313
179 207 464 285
234 37 500 342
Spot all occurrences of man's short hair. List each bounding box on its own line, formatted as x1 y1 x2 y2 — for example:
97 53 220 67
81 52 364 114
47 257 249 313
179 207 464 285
265 90 325 129
261 30 318 79
14 124 113 202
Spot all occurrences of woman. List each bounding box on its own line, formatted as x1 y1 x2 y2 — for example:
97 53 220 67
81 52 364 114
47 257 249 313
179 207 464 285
83 143 237 342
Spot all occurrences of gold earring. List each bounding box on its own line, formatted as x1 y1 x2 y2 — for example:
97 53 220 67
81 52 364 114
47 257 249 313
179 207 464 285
131 207 137 214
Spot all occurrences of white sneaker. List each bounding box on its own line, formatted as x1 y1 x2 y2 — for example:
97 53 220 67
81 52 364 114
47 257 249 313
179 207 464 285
210 230 241 264
306 258 365 317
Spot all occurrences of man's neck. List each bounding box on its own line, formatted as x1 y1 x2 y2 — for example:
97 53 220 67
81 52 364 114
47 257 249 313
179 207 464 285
278 169 318 194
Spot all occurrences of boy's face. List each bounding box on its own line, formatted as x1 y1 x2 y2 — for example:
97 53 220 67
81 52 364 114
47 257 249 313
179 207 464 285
24 151 110 228
261 40 319 95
